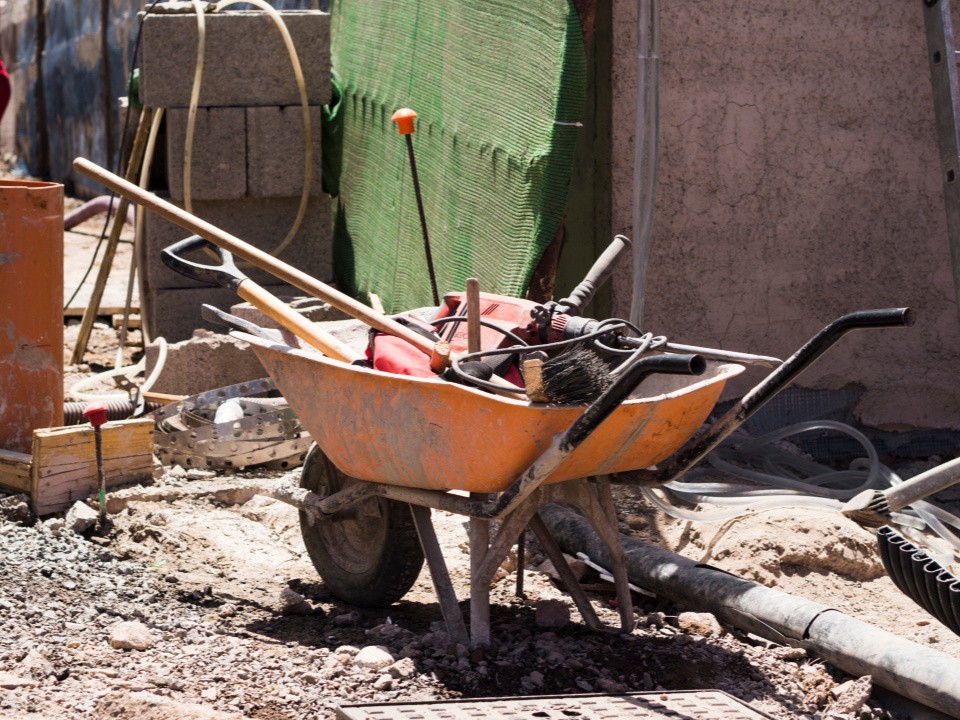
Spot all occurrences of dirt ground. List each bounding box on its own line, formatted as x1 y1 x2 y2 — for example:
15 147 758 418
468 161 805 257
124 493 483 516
2 211 960 720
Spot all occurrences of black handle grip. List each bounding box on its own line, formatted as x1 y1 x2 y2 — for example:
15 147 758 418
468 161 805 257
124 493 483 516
831 307 915 330
561 353 704 452
161 235 246 291
555 234 631 316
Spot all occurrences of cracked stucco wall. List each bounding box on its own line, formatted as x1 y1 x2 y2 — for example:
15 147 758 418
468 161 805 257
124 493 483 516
610 1 960 431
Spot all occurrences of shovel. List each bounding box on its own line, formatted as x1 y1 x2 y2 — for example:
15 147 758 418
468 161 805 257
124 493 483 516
161 235 365 364
74 157 451 371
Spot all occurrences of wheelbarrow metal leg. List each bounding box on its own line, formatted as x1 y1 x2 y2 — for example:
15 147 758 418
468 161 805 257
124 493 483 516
528 513 603 631
547 477 635 632
468 493 491 649
408 504 469 646
471 503 539 647
590 477 636 632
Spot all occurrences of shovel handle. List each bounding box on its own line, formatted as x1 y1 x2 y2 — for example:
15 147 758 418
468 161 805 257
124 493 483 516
74 157 445 366
162 236 363 364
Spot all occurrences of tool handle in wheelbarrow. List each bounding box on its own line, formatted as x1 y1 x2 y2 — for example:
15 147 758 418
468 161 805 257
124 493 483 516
162 235 364 364
73 157 449 369
555 234 631 316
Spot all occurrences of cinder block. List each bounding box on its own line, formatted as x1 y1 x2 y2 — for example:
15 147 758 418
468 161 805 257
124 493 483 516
142 194 332 292
166 107 246 201
143 328 270 396
140 11 330 108
246 105 324 198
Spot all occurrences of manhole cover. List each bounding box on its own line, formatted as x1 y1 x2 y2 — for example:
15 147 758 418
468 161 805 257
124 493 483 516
336 690 775 720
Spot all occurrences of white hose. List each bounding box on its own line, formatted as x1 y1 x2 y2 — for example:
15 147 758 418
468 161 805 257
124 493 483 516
643 419 960 559
183 0 312 259
69 337 168 402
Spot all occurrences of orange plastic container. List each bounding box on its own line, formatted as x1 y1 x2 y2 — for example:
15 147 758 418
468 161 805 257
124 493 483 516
0 180 64 453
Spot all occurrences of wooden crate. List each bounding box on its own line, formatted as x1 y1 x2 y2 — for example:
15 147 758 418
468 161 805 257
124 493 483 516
0 418 154 515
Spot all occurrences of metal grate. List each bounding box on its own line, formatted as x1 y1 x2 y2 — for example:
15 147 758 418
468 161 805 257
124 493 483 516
337 691 776 720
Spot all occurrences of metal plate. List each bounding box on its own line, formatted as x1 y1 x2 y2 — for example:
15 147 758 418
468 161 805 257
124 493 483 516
336 691 775 720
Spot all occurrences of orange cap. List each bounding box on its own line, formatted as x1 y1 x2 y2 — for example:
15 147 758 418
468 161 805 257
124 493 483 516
391 108 417 135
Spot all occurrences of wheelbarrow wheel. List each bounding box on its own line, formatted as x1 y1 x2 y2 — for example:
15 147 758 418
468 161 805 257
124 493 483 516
298 444 425 607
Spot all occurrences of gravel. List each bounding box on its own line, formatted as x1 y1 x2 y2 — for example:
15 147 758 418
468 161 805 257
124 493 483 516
0 493 907 720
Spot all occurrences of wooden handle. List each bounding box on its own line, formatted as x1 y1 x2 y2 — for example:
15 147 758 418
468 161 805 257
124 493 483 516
236 281 363 363
885 456 960 512
466 278 481 354
73 157 439 361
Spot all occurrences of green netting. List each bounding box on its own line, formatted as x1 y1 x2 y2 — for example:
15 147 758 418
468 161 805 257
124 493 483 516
324 0 587 312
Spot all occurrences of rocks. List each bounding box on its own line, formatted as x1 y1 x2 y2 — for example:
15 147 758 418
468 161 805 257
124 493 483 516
0 672 36 689
97 691 249 719
386 658 417 679
677 612 724 637
535 599 570 629
278 587 313 616
824 676 873 718
66 501 99 534
353 646 395 671
109 621 158 651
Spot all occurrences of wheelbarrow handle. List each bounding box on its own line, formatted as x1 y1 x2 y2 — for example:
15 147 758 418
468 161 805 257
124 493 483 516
490 353 706 518
628 307 915 485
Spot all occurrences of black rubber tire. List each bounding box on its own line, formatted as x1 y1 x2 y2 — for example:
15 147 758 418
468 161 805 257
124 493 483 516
298 444 425 607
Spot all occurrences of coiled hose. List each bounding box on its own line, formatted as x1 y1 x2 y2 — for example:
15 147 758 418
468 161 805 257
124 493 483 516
642 419 960 562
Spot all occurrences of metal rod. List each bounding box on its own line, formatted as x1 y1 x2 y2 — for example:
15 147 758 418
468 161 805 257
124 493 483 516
409 503 470 646
404 134 440 306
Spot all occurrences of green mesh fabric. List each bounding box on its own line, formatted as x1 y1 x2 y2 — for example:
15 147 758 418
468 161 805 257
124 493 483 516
325 0 587 312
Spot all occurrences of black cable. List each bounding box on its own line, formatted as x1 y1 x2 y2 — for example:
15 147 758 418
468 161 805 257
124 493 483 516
64 0 164 311
448 323 628 393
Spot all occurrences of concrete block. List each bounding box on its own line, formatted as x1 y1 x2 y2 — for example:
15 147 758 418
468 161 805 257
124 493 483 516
140 10 330 108
166 107 246 201
246 105 324 198
141 194 332 292
144 329 270 397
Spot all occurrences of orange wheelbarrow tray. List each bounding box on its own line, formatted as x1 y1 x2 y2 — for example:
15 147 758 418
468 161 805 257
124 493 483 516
242 306 913 509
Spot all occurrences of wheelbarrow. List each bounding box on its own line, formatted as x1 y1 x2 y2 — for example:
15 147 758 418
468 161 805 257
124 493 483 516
76 157 915 648
159 234 914 649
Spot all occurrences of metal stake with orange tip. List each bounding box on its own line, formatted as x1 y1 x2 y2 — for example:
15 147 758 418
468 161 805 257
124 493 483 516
391 108 440 306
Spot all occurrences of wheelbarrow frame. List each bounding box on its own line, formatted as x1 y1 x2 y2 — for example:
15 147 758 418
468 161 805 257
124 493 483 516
253 307 913 647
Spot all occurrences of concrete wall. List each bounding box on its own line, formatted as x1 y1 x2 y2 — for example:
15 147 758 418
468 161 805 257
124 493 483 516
610 1 960 439
0 0 318 194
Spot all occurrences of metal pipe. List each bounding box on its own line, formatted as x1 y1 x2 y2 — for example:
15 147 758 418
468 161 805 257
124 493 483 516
629 0 661 327
63 195 135 230
539 503 960 719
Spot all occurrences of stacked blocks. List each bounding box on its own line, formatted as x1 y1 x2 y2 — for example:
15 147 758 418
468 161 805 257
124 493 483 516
139 10 332 341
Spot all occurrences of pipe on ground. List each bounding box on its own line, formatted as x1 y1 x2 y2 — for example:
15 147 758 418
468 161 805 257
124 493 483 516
64 195 136 230
539 503 960 718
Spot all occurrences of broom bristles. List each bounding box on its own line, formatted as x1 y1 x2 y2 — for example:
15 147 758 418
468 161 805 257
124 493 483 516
538 345 613 405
